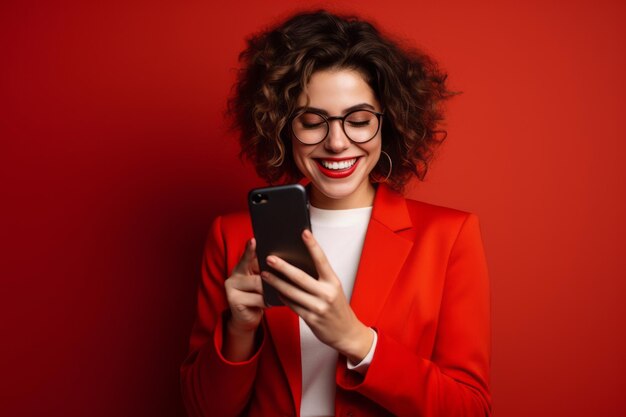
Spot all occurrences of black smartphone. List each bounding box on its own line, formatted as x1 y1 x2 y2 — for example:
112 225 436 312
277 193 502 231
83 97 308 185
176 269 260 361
248 184 317 307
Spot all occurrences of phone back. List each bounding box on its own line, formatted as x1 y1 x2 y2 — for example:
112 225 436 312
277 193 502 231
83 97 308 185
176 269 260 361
248 184 317 307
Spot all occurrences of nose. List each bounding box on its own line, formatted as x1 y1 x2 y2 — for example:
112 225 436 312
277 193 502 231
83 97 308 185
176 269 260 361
324 119 350 153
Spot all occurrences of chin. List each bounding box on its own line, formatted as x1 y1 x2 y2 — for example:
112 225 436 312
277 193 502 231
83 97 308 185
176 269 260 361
316 185 355 201
312 176 370 200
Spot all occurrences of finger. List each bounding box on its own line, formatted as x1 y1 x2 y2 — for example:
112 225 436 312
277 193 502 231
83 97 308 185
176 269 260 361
229 274 263 294
266 255 321 295
247 238 260 273
262 271 322 312
278 294 315 323
301 230 334 279
233 238 257 274
251 255 260 275
229 290 266 311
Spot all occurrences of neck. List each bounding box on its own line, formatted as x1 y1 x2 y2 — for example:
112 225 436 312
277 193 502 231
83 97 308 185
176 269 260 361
309 182 376 210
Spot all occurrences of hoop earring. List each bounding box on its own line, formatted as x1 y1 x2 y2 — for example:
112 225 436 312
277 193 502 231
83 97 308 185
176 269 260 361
371 150 392 183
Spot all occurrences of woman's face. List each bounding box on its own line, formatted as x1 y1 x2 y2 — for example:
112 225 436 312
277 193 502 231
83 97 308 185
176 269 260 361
292 69 382 209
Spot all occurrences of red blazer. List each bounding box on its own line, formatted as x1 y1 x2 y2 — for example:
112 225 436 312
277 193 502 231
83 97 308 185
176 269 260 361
181 184 491 417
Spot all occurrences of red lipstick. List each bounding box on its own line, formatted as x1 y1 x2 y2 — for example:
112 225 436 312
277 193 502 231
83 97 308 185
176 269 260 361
314 157 360 179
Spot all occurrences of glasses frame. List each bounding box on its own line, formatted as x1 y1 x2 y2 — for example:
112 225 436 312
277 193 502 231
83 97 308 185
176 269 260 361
290 108 384 145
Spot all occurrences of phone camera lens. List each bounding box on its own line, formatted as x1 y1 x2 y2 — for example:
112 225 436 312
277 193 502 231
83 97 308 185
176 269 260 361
252 193 268 205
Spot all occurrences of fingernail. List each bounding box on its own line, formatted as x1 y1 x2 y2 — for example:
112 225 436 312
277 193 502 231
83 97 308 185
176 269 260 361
266 256 276 265
303 229 312 239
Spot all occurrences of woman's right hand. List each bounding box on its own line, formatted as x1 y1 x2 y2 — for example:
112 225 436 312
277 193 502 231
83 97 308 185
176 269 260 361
222 238 265 361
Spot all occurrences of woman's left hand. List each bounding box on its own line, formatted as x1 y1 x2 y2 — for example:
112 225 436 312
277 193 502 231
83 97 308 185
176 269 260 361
261 229 374 364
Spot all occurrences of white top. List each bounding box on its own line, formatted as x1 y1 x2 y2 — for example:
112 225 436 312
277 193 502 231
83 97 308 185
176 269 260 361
299 205 378 417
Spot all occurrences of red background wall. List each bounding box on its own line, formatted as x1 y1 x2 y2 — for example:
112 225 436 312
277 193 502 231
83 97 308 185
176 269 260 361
2 0 625 416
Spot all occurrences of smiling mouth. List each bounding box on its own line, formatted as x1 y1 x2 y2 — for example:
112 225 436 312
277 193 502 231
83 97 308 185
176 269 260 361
314 157 361 179
318 158 358 170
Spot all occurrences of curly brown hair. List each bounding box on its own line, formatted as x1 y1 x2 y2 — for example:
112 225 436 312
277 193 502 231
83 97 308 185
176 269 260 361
228 10 453 193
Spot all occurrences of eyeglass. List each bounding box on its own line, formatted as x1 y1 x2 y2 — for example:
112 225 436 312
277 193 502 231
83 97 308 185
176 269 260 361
290 108 384 145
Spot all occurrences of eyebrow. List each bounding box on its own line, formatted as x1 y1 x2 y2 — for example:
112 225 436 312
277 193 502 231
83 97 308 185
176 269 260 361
294 103 377 115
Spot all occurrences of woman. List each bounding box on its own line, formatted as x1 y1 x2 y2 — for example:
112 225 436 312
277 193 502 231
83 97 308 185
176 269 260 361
181 10 491 417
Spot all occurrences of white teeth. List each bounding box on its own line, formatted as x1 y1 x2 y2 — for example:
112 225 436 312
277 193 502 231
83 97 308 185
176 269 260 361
320 158 357 170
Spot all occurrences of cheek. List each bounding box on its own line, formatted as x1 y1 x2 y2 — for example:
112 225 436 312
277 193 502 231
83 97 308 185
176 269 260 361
291 143 309 173
365 140 382 167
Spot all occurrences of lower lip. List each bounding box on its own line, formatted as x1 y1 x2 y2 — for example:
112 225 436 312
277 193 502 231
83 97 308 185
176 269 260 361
315 158 360 179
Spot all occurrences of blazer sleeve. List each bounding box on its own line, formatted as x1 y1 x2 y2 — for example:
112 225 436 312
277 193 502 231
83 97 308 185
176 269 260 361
180 216 266 417
337 213 491 417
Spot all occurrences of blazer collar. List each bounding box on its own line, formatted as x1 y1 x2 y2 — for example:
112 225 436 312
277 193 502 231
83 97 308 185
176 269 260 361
299 180 412 231
370 183 412 232
349 183 414 325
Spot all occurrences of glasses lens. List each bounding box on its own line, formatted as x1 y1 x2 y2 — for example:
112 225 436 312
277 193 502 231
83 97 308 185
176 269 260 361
292 112 328 144
344 110 379 142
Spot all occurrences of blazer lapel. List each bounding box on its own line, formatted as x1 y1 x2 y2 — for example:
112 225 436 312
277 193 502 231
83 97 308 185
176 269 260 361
264 307 301 412
350 184 414 325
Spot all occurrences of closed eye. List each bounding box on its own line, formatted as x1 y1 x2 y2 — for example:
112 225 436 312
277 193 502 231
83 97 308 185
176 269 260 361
301 121 326 129
296 112 326 129
346 120 371 127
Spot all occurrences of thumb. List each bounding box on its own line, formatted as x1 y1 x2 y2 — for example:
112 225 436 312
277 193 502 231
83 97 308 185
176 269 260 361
234 238 257 274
